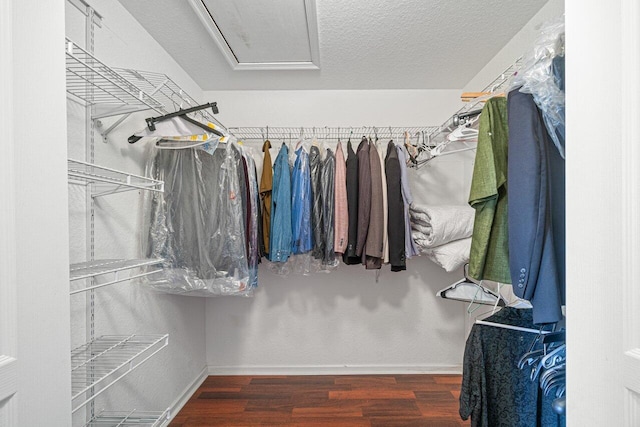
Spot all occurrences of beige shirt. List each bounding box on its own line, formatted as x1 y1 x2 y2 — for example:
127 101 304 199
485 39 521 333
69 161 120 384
378 140 389 263
334 141 349 254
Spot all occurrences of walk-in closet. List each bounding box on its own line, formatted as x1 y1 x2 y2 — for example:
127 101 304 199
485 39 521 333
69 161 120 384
2 0 639 426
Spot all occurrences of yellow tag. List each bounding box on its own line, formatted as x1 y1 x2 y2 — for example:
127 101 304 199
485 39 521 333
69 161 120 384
207 122 216 129
220 136 227 143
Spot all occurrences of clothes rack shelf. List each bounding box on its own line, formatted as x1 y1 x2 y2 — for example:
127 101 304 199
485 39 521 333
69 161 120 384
228 126 439 142
66 14 171 422
65 38 163 119
82 409 171 427
70 259 164 295
68 159 165 197
71 335 169 413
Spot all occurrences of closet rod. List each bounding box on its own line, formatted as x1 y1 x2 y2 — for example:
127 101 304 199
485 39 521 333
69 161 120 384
228 126 439 142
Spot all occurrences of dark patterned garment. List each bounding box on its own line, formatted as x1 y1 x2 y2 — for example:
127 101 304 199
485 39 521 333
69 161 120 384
460 308 565 427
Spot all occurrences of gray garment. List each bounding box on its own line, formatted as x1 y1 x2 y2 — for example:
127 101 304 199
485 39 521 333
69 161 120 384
355 137 371 258
365 140 383 269
396 143 419 258
145 145 249 295
321 149 336 265
385 141 406 271
309 146 324 259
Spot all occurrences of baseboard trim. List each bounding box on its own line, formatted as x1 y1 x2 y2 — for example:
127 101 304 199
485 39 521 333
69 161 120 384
167 365 208 422
207 364 462 376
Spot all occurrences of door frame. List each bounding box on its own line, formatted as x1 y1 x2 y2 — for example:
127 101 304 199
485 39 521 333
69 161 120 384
0 0 19 425
621 0 640 422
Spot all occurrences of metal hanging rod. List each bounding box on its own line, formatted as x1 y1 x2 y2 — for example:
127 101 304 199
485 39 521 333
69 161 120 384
228 126 439 142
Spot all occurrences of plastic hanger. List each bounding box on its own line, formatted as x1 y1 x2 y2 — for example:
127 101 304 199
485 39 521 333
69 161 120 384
437 264 507 308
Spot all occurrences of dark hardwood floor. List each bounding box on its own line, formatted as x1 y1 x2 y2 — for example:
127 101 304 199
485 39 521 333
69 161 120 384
170 374 470 426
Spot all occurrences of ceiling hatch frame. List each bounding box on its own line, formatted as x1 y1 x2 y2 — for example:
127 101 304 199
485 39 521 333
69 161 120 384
188 0 321 71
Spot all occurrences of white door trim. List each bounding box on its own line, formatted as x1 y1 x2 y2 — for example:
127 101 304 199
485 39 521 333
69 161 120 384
621 0 640 424
0 0 19 425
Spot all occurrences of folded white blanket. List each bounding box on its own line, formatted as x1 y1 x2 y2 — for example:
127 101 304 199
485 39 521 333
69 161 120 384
409 204 474 248
416 236 471 273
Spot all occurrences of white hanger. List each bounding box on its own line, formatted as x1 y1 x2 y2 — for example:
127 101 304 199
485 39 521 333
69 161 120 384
436 264 507 310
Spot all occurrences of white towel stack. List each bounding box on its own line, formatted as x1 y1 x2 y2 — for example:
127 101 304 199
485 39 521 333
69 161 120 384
409 204 474 272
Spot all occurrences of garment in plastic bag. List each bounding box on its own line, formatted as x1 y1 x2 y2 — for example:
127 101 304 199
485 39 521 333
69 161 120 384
242 148 260 288
510 16 565 158
142 142 252 296
321 148 337 267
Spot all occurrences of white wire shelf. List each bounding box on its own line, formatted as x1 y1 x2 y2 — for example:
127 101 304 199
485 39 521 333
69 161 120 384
70 259 164 295
68 159 164 197
71 334 169 414
65 38 163 119
83 408 170 427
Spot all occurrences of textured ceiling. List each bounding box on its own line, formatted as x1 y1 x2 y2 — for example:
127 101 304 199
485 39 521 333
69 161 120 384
117 0 549 90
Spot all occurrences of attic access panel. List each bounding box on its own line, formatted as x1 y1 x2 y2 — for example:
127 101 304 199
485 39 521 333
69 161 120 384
189 0 320 70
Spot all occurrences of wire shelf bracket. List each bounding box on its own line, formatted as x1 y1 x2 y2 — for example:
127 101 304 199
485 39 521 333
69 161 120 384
71 335 169 414
68 159 164 197
70 259 164 295
82 408 171 427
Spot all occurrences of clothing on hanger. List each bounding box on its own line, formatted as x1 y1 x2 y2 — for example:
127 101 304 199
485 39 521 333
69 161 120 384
334 141 349 255
460 307 565 427
309 145 324 259
355 137 371 259
395 142 419 259
242 151 260 288
143 142 250 296
385 141 406 271
378 140 390 264
365 139 384 269
507 88 565 325
321 148 336 266
259 140 273 258
343 139 360 265
291 146 313 255
270 144 293 262
468 96 511 283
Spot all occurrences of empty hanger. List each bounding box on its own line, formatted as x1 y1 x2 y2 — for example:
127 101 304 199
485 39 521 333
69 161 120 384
437 264 506 306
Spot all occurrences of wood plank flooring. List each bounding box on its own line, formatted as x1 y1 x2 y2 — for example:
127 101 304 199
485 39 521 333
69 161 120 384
170 375 470 426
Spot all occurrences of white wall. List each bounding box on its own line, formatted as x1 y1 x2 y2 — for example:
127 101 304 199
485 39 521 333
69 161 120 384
12 0 72 425
66 1 207 423
202 1 566 374
463 0 565 92
203 89 477 374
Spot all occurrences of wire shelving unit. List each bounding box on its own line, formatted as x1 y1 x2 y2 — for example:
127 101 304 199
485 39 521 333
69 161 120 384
82 408 170 427
65 38 163 119
71 335 169 414
68 159 164 197
70 259 164 295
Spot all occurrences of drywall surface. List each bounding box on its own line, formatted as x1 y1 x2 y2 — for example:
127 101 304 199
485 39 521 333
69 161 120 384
203 89 475 374
463 0 565 92
66 1 206 423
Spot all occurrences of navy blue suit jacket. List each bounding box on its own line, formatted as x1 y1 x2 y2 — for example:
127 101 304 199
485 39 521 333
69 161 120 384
507 89 565 324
